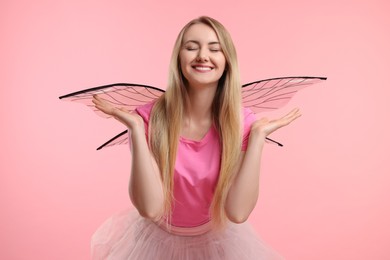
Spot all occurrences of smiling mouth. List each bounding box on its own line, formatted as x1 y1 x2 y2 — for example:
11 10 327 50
192 66 213 71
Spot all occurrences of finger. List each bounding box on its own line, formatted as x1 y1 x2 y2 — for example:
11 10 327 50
92 98 100 106
93 95 111 105
282 112 300 123
275 110 301 127
93 94 102 100
93 96 115 110
285 112 301 125
92 94 101 103
283 108 301 121
281 108 300 119
94 99 116 115
92 95 105 106
92 97 105 109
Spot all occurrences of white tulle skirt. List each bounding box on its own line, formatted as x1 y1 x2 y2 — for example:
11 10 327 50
91 208 284 260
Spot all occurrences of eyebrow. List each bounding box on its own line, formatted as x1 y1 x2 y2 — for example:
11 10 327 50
184 40 220 45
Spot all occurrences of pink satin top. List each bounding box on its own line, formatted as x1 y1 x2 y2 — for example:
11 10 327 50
135 102 255 230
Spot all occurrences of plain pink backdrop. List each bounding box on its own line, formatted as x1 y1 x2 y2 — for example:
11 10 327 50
1 0 389 259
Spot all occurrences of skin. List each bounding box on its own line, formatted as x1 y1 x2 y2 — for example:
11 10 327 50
225 109 300 222
179 23 226 141
92 99 164 219
92 23 301 223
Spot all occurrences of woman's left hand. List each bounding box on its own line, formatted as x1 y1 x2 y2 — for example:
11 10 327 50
251 108 302 138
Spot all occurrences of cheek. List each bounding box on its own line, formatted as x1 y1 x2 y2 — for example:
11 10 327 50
179 53 191 69
218 55 226 69
179 55 187 72
178 55 190 80
219 57 226 72
222 60 226 70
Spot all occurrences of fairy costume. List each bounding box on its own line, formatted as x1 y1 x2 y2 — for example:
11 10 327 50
90 102 284 260
59 76 326 259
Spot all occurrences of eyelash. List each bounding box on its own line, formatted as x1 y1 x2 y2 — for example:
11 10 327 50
185 47 220 52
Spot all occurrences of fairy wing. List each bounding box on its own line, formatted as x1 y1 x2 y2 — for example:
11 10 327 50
59 83 164 118
242 76 327 113
96 130 129 150
59 83 164 150
60 77 326 150
95 76 326 150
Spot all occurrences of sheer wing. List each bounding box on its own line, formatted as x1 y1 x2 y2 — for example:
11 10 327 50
96 130 129 150
59 83 164 118
242 76 326 113
61 77 326 150
95 76 326 150
60 83 164 150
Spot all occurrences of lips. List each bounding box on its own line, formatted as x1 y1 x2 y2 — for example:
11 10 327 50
192 65 214 71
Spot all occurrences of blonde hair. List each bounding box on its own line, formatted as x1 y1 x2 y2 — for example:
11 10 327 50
149 16 242 228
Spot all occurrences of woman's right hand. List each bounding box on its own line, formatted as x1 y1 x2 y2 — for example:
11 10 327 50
92 95 144 130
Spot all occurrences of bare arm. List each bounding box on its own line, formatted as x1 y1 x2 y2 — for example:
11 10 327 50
225 108 301 223
92 95 164 220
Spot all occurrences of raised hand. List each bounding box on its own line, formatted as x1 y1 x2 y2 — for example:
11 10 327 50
92 95 144 130
251 108 302 138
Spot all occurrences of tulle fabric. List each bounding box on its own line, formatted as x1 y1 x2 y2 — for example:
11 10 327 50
91 208 284 260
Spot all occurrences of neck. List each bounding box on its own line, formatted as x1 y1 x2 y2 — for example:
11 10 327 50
185 84 217 122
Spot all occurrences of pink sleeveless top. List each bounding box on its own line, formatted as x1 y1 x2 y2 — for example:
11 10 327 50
135 102 256 230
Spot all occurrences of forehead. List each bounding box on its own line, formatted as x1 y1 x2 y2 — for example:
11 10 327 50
182 23 219 43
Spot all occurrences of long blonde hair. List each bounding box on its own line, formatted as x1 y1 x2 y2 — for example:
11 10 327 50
149 16 242 228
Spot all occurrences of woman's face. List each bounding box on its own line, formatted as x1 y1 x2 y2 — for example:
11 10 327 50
179 23 226 90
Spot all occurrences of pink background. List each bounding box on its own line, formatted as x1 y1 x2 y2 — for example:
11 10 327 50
1 0 389 259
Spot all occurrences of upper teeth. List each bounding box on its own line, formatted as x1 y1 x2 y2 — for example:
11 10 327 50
195 67 212 71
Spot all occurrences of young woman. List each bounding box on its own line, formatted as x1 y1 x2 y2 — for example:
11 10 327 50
91 16 299 259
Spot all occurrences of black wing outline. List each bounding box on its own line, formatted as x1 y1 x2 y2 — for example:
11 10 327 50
242 76 327 113
59 76 326 150
59 83 164 119
96 130 128 150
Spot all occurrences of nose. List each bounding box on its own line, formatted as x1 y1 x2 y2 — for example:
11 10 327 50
196 48 209 62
